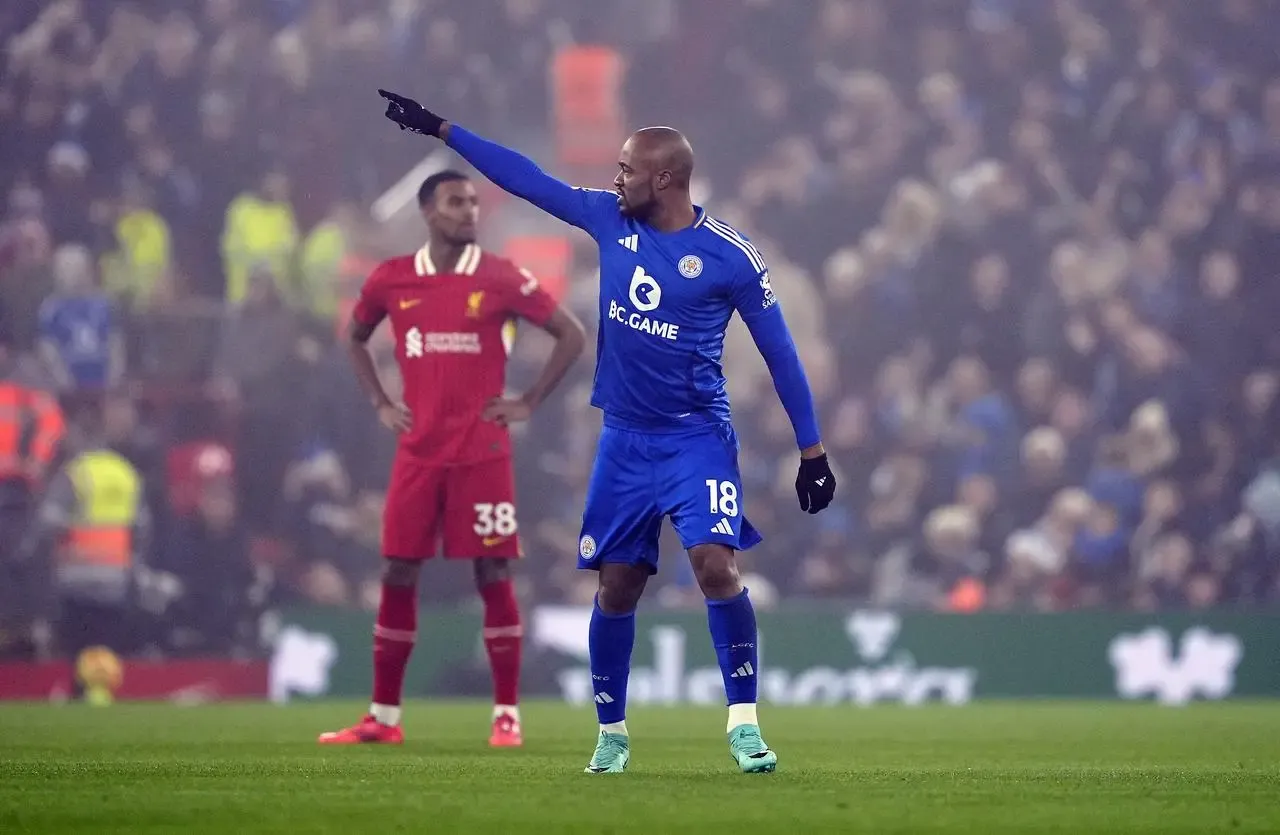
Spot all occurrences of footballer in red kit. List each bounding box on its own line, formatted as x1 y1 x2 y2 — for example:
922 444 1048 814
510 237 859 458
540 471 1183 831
319 171 585 748
366 239 551 561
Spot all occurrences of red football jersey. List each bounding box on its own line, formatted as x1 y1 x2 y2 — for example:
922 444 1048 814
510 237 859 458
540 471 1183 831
352 243 558 466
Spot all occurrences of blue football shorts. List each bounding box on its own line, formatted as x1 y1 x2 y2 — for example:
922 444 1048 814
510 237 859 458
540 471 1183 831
577 422 762 574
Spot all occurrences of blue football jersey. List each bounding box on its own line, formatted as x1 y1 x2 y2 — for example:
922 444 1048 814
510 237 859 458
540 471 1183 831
38 293 115 388
445 125 818 448
569 189 779 432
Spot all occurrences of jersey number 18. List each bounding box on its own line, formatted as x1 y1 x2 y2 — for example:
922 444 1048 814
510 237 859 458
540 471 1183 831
705 480 739 517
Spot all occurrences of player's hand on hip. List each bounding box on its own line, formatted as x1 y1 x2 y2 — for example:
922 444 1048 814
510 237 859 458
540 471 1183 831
377 89 444 137
482 396 532 427
796 452 836 514
378 402 413 434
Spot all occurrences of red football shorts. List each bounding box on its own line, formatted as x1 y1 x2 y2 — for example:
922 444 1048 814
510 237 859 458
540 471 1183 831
382 454 522 560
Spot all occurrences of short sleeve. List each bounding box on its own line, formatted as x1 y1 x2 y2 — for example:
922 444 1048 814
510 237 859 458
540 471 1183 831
351 262 390 328
496 264 558 327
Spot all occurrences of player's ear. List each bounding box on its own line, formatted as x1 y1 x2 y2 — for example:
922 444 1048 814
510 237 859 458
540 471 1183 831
655 169 672 191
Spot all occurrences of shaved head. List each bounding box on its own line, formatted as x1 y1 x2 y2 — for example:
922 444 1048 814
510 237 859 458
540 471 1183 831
630 126 694 186
614 126 696 222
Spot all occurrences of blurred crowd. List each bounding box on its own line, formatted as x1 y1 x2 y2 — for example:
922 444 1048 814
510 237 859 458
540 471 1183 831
2 0 1279 658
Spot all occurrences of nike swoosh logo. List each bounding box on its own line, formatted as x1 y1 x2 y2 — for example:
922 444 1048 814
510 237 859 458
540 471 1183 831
399 299 422 310
482 536 508 547
587 765 608 773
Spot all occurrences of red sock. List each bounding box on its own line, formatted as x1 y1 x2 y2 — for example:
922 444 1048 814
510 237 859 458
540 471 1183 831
371 582 417 711
480 579 522 708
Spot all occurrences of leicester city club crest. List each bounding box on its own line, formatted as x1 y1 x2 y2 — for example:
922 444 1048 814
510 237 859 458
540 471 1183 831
678 255 703 279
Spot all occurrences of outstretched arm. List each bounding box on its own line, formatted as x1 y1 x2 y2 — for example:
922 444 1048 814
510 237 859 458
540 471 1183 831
444 124 605 232
379 89 606 232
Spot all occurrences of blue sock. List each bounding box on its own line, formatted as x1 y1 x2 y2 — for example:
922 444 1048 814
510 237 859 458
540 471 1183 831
589 599 634 725
707 588 758 705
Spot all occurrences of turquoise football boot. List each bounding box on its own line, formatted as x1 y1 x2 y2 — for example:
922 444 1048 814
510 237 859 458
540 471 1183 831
728 724 777 773
584 731 630 774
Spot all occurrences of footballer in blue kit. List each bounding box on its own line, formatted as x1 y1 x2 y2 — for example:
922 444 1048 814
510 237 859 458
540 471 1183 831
378 89 838 774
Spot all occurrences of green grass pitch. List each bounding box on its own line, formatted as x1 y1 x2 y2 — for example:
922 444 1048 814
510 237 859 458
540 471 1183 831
2 700 1278 833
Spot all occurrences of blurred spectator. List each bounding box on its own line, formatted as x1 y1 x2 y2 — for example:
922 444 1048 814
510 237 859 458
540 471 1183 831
1013 358 1057 429
1015 427 1069 527
37 243 124 402
1185 250 1251 397
872 504 989 611
949 251 1021 383
0 187 56 350
212 271 307 533
100 183 174 311
0 333 67 647
43 142 98 247
297 199 361 324
19 411 153 660
220 168 299 305
164 476 263 654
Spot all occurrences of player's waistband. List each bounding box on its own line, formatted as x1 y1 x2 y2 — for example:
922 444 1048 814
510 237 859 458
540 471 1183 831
395 438 511 467
601 412 727 437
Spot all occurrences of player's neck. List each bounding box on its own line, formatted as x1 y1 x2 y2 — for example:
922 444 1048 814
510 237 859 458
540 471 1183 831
428 239 469 273
645 200 697 234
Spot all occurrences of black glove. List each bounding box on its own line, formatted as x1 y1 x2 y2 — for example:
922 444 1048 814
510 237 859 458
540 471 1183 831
378 89 444 137
796 453 836 514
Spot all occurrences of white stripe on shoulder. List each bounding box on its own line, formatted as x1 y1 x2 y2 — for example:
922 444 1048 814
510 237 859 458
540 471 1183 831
704 217 765 269
457 243 481 275
704 217 765 273
414 245 433 276
705 222 764 274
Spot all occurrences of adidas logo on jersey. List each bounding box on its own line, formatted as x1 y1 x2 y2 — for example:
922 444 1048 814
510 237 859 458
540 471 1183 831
711 518 734 536
730 662 755 678
617 234 638 252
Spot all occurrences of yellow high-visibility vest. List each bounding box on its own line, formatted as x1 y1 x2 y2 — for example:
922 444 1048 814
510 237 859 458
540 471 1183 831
222 194 299 304
63 450 141 569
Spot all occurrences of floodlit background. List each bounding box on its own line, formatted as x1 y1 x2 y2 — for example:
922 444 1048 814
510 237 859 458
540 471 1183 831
1 0 1279 706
